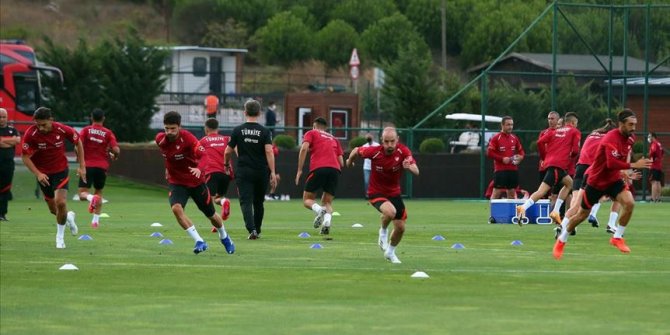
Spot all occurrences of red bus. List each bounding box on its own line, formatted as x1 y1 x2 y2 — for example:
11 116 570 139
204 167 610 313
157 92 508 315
1 40 63 136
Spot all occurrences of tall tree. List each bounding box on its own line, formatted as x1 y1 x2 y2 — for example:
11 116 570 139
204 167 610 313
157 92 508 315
252 11 313 67
96 30 168 142
330 0 398 33
40 38 102 122
381 41 439 128
359 13 428 65
315 20 358 71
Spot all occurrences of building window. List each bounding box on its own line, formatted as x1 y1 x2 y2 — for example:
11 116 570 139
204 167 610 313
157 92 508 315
193 57 207 77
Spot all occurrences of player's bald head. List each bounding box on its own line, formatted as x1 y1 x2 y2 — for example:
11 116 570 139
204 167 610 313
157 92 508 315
382 127 398 139
381 127 399 154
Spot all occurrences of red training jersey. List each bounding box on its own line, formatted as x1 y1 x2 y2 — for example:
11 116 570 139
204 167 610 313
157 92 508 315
359 143 415 197
537 125 581 170
487 132 525 172
21 122 79 174
577 131 605 166
80 124 118 170
303 129 343 172
537 127 552 171
198 133 232 175
586 129 634 190
156 129 205 187
649 139 663 170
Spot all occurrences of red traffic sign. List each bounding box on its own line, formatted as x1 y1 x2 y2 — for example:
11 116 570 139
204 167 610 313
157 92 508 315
349 48 360 66
350 65 359 80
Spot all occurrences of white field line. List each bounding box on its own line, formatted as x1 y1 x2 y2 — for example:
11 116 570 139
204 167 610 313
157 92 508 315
5 260 670 275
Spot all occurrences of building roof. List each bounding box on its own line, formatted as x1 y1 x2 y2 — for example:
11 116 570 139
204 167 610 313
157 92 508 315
607 77 670 86
467 52 670 74
165 46 248 54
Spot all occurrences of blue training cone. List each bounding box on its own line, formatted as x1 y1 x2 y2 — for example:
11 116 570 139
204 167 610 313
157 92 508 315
298 232 311 238
432 235 445 241
511 240 523 246
310 243 322 249
78 234 93 240
451 243 465 249
159 239 173 245
150 232 163 238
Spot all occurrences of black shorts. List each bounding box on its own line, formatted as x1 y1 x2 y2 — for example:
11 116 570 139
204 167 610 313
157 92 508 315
572 164 589 191
542 167 569 188
650 169 663 182
78 167 107 190
539 170 547 184
0 160 14 192
493 170 519 189
304 167 340 196
206 172 232 197
39 169 70 200
581 180 626 210
369 194 407 220
169 183 215 217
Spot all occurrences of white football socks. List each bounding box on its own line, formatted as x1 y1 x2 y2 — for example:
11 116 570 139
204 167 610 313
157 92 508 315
186 226 203 242
590 202 601 217
608 212 619 228
85 194 94 202
614 225 626 239
92 214 100 224
553 199 564 213
217 227 228 240
522 199 535 211
56 223 65 239
311 203 323 215
323 213 332 227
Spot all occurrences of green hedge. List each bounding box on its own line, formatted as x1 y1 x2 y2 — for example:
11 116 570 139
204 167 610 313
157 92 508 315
349 136 368 149
419 137 445 154
273 134 296 150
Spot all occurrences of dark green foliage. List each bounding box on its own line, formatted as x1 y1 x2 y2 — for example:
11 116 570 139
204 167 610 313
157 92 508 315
96 31 168 142
349 136 368 149
201 19 249 49
330 0 398 33
380 40 439 128
41 30 167 142
359 13 426 65
252 11 313 67
273 134 297 150
419 137 445 153
40 38 102 122
315 20 358 71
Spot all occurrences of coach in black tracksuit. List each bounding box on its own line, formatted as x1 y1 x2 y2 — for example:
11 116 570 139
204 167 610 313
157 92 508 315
224 100 277 239
0 108 21 221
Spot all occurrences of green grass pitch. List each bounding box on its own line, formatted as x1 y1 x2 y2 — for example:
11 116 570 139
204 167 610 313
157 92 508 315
1 168 669 335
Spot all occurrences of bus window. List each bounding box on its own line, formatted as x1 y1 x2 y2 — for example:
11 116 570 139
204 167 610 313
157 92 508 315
14 74 39 115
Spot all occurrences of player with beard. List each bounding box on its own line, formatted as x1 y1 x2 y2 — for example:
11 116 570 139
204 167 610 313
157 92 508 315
553 109 652 260
156 111 234 254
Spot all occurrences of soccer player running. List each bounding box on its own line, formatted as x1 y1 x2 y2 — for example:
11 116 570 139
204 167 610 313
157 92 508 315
224 99 277 240
553 109 652 259
198 118 233 224
156 111 234 255
21 107 83 248
555 119 617 238
295 117 344 237
0 108 21 221
517 112 581 225
78 108 120 228
346 127 419 264
538 111 560 191
648 132 664 203
487 116 525 199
